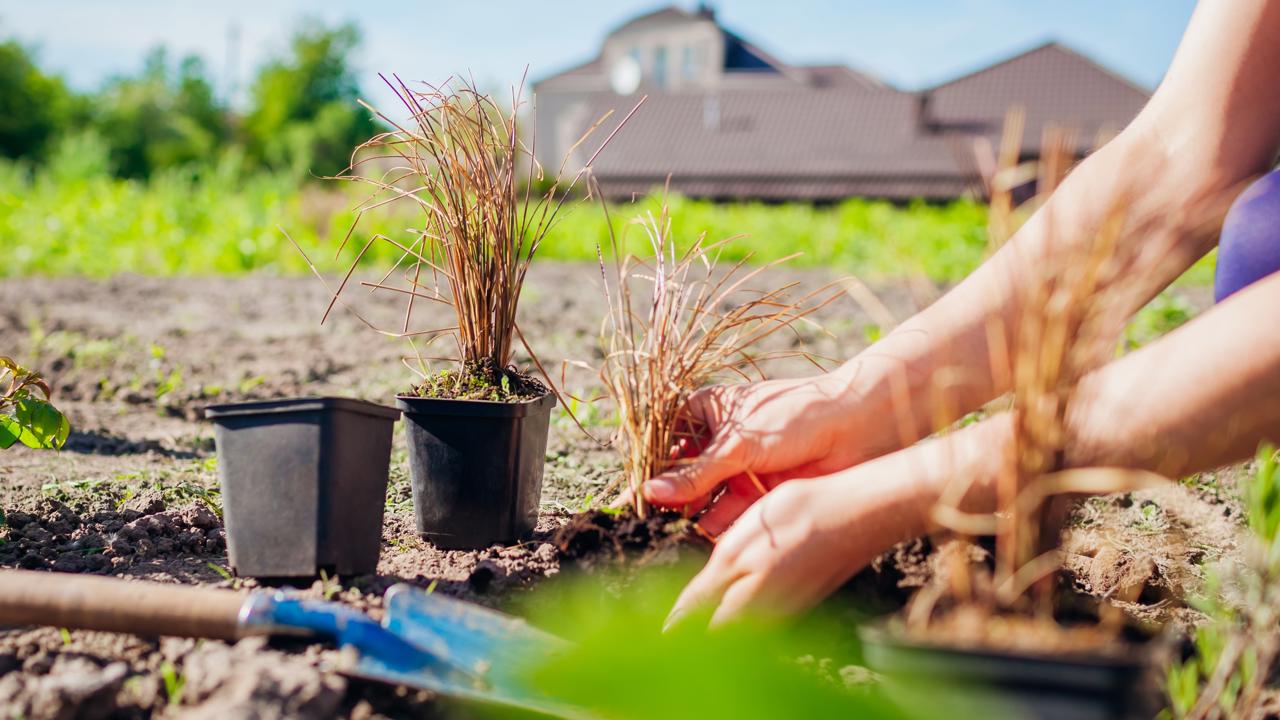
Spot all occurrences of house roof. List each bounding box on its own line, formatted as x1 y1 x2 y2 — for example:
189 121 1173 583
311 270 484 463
534 9 1150 200
606 6 704 36
927 42 1148 152
575 89 981 200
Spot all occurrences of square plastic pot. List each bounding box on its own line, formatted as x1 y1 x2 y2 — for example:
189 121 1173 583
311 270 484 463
205 397 399 578
858 626 1166 720
396 392 555 550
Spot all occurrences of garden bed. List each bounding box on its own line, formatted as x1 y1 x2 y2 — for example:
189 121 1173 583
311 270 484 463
0 269 1232 718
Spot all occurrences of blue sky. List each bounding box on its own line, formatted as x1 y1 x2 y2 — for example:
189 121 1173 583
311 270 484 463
3 1 1196 109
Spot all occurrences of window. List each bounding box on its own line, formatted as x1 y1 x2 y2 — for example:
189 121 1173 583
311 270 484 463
653 46 668 89
682 46 697 81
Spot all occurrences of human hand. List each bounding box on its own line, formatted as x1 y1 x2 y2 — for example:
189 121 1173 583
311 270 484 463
643 371 895 534
664 461 934 629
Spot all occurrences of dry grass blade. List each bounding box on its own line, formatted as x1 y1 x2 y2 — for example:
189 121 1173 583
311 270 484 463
596 192 836 518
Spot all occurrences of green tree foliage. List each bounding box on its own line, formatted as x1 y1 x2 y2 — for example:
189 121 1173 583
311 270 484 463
0 19 374 180
93 48 229 178
0 40 79 161
243 20 375 177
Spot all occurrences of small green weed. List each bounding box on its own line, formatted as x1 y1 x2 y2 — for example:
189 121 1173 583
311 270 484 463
1162 445 1280 718
159 661 185 706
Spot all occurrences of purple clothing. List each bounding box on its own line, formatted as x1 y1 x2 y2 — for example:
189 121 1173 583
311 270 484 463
1215 169 1280 302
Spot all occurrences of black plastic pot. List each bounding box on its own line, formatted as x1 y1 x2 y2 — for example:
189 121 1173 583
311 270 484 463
859 626 1165 720
205 397 399 578
396 392 556 550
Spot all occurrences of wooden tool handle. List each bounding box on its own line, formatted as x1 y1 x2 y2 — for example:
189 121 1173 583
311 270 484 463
0 569 248 641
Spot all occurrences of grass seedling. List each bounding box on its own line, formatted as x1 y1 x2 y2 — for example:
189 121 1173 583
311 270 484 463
1162 445 1280 719
595 193 833 518
160 661 186 706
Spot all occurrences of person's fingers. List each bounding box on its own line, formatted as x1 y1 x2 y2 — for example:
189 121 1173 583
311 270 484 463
708 574 769 629
663 552 743 632
608 488 634 509
696 490 754 538
643 437 742 506
695 477 764 537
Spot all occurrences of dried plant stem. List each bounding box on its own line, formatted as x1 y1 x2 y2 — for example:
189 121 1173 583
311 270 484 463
597 193 834 518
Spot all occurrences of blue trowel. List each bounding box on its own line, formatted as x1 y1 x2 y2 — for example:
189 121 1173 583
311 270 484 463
0 569 585 718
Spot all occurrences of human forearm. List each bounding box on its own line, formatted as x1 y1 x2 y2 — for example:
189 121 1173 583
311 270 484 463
1067 272 1280 477
826 129 1204 455
825 0 1280 460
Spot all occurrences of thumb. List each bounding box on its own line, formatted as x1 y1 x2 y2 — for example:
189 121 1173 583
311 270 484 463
644 441 740 506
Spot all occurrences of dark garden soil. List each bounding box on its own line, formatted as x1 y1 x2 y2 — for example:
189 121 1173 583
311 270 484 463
0 268 1232 718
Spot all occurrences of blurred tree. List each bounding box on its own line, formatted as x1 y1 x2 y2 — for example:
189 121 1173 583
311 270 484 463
0 40 79 161
93 48 230 178
244 20 376 177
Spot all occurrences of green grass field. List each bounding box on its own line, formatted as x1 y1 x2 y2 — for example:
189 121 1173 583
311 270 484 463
0 158 1215 284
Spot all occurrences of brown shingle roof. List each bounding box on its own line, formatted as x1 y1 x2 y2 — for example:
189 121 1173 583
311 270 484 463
578 89 979 200
927 42 1149 152
537 22 1149 201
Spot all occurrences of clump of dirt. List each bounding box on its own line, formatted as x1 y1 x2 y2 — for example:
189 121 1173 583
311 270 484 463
552 508 709 571
0 494 225 574
408 359 547 402
0 652 132 720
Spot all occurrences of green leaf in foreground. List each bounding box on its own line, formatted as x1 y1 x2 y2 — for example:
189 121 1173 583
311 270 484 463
490 565 912 720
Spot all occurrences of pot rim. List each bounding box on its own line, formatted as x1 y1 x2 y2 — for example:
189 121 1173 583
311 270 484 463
856 623 1158 670
396 391 556 418
205 396 401 421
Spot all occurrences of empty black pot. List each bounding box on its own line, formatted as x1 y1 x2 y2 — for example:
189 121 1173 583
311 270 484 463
858 627 1166 720
205 397 399 578
397 392 555 550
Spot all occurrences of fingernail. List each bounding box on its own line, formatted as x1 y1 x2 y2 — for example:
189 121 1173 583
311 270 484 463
662 607 686 634
644 478 675 502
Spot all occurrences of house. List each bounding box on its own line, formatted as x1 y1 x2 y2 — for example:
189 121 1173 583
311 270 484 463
533 5 1150 202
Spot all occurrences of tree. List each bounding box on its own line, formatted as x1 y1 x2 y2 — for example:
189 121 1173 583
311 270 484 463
243 20 376 177
0 40 78 161
92 48 230 178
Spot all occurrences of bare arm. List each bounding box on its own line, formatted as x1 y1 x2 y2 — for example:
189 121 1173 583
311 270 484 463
671 271 1280 625
835 0 1280 452
644 0 1280 512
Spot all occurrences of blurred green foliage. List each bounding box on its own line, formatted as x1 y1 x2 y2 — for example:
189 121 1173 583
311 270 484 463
93 49 229 179
0 19 368 181
0 151 989 279
0 154 1220 283
1162 445 1280 718
244 21 375 177
490 565 908 719
0 39 81 161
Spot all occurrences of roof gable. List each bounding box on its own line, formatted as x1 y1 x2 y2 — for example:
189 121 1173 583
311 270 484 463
606 5 701 36
925 42 1149 147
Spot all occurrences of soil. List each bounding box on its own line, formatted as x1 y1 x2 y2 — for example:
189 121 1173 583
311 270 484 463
407 360 548 402
0 269 1232 718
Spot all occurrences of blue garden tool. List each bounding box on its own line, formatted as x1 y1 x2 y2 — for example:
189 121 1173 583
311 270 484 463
0 569 585 718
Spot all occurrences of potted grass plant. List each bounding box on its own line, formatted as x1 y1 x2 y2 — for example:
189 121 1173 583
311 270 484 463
857 114 1232 720
291 75 642 550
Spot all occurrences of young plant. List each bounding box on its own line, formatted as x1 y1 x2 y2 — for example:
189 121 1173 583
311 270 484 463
911 110 1233 632
292 74 641 400
0 356 69 450
1163 445 1280 720
596 197 831 518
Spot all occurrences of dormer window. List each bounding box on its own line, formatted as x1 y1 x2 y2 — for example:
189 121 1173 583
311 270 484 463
682 46 697 81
